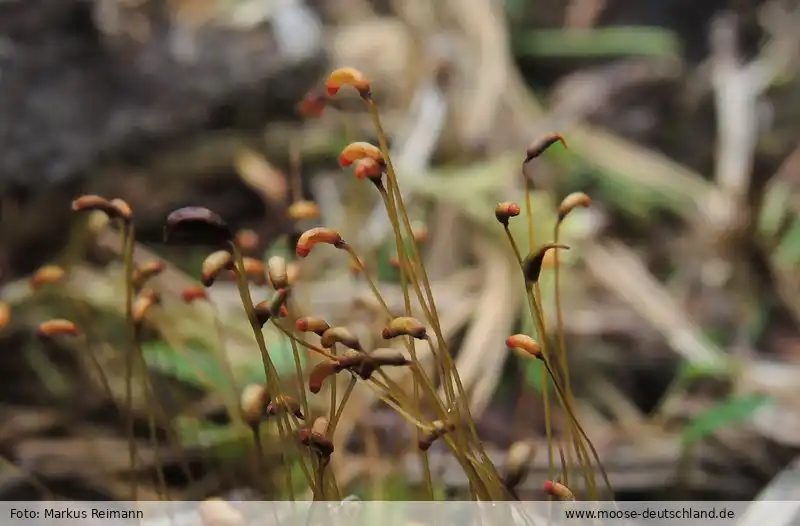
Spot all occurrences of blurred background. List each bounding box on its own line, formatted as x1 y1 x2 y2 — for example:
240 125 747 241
0 0 799 504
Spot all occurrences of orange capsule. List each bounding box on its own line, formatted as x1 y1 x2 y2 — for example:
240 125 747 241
325 67 371 98
297 91 327 118
30 265 66 290
296 227 346 258
543 480 575 501
235 229 260 251
296 316 330 336
288 200 320 222
495 202 521 226
506 334 542 360
132 290 160 324
339 142 383 168
241 257 267 286
0 302 10 331
201 250 234 287
181 286 208 303
558 192 591 221
353 157 383 182
388 256 400 269
132 261 165 289
108 198 133 222
37 319 80 339
308 360 340 394
71 194 128 221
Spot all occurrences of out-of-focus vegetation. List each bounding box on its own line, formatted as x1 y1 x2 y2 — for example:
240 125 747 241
0 0 799 509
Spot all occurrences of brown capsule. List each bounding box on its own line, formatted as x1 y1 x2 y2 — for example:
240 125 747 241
240 383 269 428
418 420 455 451
241 257 267 286
388 256 401 269
235 229 260 251
522 243 570 285
299 417 334 458
0 302 10 331
308 360 340 394
253 288 290 327
503 440 536 490
558 192 592 222
132 289 160 325
201 250 234 287
296 227 346 258
336 350 373 380
267 256 288 289
353 157 383 182
506 334 542 360
71 195 122 220
325 67 371 99
296 316 330 336
339 142 383 168
369 348 412 368
30 265 66 290
36 319 80 339
382 317 427 340
164 206 231 246
297 90 328 118
320 326 362 351
543 480 575 501
108 198 133 222
266 394 304 419
524 133 568 164
181 285 208 303
495 202 521 226
198 498 244 526
288 200 320 222
132 261 165 290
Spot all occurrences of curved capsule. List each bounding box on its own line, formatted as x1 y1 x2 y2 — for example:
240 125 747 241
524 133 567 164
296 227 345 258
325 67 371 98
522 243 570 285
37 319 80 339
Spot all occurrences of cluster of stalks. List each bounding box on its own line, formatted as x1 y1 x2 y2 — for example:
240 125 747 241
7 67 613 503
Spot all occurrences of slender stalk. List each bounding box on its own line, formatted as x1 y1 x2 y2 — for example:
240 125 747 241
120 223 138 500
553 220 577 485
229 242 315 488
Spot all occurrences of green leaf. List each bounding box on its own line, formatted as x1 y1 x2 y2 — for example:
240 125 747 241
142 340 227 391
676 360 733 383
681 394 771 447
174 417 253 461
514 27 681 59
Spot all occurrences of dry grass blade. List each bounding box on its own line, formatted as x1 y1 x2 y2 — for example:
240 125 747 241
581 239 728 368
441 234 520 418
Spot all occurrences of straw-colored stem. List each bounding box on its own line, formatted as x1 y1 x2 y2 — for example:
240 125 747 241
120 225 137 500
553 221 577 486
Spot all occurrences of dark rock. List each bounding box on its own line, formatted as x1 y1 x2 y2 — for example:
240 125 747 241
0 0 325 189
0 0 325 275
